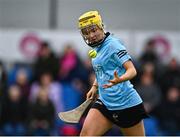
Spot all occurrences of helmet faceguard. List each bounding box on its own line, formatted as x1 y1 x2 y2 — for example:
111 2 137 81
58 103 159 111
80 24 105 47
78 11 105 47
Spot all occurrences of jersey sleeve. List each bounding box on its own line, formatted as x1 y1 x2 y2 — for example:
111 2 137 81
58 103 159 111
111 41 131 67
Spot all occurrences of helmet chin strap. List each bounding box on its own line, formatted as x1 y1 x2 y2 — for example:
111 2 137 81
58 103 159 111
87 32 110 48
87 36 105 47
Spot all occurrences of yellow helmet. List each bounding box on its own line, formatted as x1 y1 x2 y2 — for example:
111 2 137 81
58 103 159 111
78 10 103 29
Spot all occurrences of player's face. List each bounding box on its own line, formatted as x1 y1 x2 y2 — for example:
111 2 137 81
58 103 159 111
81 25 104 45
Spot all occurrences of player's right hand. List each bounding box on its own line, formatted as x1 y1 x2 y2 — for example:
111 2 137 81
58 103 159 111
86 86 98 100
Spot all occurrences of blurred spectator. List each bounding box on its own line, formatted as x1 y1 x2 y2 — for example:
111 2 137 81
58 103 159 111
33 41 59 80
139 39 159 65
136 62 163 135
0 85 27 135
7 62 33 87
155 86 180 135
137 62 162 114
138 39 162 84
15 68 31 100
30 72 63 114
160 58 180 97
28 87 55 135
58 44 87 83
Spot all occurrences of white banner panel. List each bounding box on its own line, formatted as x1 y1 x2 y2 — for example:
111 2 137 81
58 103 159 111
0 29 180 63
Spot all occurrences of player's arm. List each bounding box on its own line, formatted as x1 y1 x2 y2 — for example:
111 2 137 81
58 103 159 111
119 60 137 81
86 78 99 99
103 60 137 88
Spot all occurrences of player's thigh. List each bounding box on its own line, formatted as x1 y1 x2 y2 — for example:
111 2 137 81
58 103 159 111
120 120 145 136
80 108 113 136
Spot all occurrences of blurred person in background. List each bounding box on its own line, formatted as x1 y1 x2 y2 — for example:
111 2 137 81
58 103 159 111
57 45 87 135
58 44 88 109
160 58 180 98
29 71 64 135
136 62 162 136
78 10 148 136
30 72 63 115
155 86 180 135
139 39 159 65
138 39 162 83
28 87 55 135
7 63 33 87
136 62 162 114
58 44 88 84
15 68 31 100
0 85 27 135
34 41 59 81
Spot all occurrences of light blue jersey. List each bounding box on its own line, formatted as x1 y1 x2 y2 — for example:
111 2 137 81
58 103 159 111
92 33 142 110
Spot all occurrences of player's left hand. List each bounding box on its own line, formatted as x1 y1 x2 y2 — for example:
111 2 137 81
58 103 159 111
103 71 122 88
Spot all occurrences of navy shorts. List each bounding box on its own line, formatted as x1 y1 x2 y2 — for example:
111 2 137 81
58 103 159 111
91 99 149 128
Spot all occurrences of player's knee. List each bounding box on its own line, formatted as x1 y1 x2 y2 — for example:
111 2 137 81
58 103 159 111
80 129 91 136
80 129 87 136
